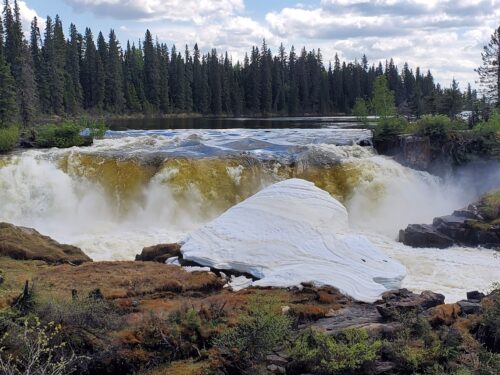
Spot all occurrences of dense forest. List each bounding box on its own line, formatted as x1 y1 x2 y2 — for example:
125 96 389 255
0 0 480 127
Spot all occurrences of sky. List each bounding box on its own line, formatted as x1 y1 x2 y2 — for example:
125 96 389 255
18 0 500 89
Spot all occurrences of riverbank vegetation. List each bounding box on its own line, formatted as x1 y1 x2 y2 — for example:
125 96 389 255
0 253 499 374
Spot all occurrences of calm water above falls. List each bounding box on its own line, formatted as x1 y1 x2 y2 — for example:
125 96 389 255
0 117 499 302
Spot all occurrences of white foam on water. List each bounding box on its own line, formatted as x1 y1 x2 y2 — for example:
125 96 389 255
0 128 498 302
181 179 407 303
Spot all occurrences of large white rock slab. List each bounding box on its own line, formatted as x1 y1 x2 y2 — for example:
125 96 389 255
181 179 406 302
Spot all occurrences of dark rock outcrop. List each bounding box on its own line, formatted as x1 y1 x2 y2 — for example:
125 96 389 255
376 289 445 319
399 190 500 249
374 131 500 173
135 243 182 262
0 222 91 264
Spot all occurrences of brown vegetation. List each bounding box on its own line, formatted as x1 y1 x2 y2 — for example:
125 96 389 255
0 222 91 264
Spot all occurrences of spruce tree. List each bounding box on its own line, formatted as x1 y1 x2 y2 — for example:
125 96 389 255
0 13 17 127
64 23 83 113
143 30 160 109
104 29 125 112
260 40 272 114
477 26 500 107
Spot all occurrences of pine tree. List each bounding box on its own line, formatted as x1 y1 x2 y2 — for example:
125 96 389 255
123 41 142 112
208 49 221 114
47 15 66 114
192 44 202 112
143 30 160 109
64 23 83 113
158 43 170 113
260 40 272 114
3 0 22 80
104 29 125 112
477 26 500 107
0 13 17 126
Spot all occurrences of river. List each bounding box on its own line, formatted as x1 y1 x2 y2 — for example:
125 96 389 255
0 117 499 302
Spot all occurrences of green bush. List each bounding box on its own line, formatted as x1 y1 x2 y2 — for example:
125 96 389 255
212 296 292 371
0 124 19 152
374 116 410 138
35 122 92 148
473 111 500 136
416 115 452 139
290 328 382 374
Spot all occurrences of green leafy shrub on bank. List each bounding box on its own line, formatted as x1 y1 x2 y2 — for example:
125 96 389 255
212 296 292 372
289 328 382 374
374 116 411 139
34 119 107 148
473 111 500 136
0 124 19 152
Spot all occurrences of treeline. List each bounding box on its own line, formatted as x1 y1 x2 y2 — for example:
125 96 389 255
0 0 478 127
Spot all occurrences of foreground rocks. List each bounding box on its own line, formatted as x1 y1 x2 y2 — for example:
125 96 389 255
0 222 92 264
399 190 500 249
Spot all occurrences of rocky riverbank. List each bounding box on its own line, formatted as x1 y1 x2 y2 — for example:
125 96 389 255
374 131 500 173
1 224 499 374
399 190 500 249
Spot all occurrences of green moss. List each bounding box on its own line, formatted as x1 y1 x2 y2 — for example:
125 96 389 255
478 190 500 222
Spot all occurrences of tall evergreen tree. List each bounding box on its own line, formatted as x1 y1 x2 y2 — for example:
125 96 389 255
477 25 500 108
64 23 83 113
143 30 160 109
0 13 17 126
104 29 125 112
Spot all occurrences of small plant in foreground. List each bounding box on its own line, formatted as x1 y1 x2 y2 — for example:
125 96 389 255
0 317 86 375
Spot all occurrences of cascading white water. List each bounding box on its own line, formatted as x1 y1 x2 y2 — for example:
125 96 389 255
0 130 498 301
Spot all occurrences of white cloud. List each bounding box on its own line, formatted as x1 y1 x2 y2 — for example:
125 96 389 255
18 0 43 35
64 0 244 24
265 0 500 87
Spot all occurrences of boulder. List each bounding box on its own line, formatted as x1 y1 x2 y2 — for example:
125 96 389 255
135 243 182 262
466 291 485 301
399 190 500 249
0 222 91 264
376 289 445 319
398 224 454 249
457 300 482 315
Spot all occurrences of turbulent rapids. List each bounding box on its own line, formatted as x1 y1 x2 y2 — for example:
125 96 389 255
1 127 499 302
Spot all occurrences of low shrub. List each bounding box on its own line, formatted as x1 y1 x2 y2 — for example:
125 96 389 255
414 114 467 138
386 311 464 373
473 111 500 136
0 124 19 152
34 295 120 331
374 116 410 139
212 296 292 372
35 122 91 148
289 328 382 374
33 119 108 148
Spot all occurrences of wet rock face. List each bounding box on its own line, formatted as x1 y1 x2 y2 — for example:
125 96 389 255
399 190 500 249
0 222 91 264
